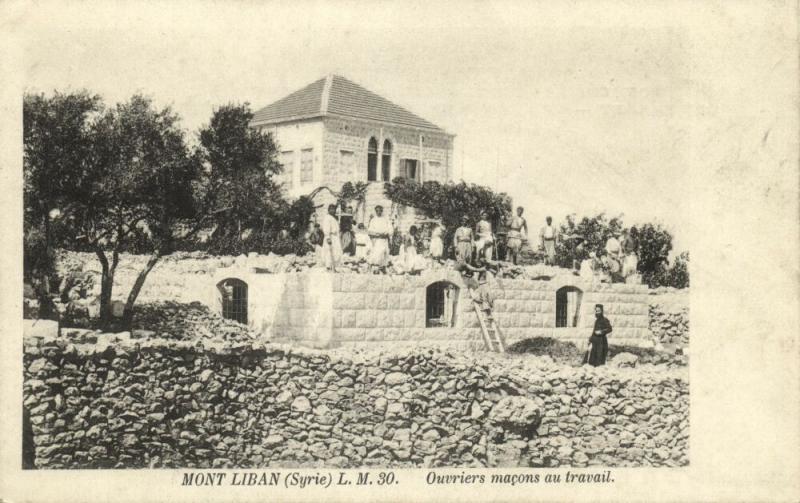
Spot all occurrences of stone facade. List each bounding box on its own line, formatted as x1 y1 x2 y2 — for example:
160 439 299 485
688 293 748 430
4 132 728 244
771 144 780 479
216 269 653 351
261 115 454 227
321 116 453 187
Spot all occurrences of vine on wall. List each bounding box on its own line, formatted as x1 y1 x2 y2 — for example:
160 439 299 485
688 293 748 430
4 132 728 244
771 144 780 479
383 177 512 256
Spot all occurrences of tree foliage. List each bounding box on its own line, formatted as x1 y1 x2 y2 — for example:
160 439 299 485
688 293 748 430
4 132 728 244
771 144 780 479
24 91 103 318
383 178 512 255
631 223 672 286
555 214 687 288
196 103 282 241
24 91 209 328
555 213 625 268
23 91 103 282
649 251 689 289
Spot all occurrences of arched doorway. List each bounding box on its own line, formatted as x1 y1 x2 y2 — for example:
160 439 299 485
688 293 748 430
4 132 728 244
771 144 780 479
555 286 582 328
367 137 378 181
426 281 460 327
381 139 392 181
218 278 248 324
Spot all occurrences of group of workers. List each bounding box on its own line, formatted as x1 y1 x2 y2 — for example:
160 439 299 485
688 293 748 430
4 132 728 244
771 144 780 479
305 203 619 365
306 203 428 273
305 203 638 287
577 228 640 284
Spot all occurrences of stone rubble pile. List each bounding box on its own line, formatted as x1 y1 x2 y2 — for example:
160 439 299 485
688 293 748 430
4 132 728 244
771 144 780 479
56 250 567 282
23 338 688 469
130 301 257 344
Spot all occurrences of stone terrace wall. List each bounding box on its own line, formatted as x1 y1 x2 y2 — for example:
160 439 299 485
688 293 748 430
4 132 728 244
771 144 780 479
23 337 688 469
326 272 652 350
57 251 228 306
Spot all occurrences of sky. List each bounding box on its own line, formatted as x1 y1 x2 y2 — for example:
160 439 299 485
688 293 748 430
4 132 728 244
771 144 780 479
8 1 697 254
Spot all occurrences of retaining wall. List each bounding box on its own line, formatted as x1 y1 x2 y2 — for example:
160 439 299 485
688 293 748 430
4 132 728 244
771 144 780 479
22 338 688 469
223 270 653 350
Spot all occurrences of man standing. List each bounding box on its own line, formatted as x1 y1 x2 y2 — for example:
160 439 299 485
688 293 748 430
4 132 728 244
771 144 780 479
586 304 613 366
540 216 558 265
453 216 474 264
605 233 623 281
505 206 528 264
620 228 639 279
367 205 392 272
339 205 355 256
321 204 342 272
475 211 494 259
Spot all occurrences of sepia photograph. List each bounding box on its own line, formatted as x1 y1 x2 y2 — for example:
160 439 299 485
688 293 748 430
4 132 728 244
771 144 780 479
20 17 689 474
2 0 798 501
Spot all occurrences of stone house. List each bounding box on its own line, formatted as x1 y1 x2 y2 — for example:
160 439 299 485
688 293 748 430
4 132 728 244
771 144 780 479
250 75 455 225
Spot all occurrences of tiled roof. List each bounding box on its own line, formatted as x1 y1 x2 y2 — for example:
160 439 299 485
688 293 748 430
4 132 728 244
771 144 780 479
251 75 446 132
250 77 326 124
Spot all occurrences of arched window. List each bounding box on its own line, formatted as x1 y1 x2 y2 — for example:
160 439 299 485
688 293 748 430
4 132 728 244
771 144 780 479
381 139 392 181
367 137 378 181
218 278 248 324
556 286 582 328
426 281 460 327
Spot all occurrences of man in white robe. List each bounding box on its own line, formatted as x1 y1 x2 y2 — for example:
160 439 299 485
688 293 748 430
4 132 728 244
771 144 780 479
539 216 558 265
321 204 342 272
367 205 392 271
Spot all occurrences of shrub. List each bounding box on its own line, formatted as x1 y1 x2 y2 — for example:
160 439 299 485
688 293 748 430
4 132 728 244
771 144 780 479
555 214 688 289
555 213 625 268
649 251 689 289
632 223 672 287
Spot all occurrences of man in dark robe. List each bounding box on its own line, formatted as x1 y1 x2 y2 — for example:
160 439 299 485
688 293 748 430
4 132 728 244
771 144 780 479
587 304 613 366
339 205 355 256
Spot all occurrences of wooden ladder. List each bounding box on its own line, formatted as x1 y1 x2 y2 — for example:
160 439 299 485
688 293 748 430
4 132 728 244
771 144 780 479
473 302 506 352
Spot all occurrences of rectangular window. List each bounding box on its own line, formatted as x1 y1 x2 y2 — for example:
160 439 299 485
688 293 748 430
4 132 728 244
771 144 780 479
280 151 294 189
427 161 441 181
339 150 354 182
300 148 314 184
403 159 419 182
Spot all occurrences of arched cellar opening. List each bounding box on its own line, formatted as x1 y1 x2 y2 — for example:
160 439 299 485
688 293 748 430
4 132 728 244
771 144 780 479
555 286 583 328
426 281 459 328
217 278 248 324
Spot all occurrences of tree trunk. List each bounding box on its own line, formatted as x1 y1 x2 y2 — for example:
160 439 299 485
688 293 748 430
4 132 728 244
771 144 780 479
96 249 114 329
120 252 161 330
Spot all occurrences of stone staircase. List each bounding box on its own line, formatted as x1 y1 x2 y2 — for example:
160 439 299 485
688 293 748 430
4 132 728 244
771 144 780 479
360 182 422 231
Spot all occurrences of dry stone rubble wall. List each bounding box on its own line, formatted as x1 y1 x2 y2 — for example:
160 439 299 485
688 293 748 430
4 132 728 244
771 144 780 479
648 289 689 347
23 337 688 469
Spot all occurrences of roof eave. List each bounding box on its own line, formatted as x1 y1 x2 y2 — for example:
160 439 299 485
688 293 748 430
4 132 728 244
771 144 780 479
250 112 456 139
249 113 325 128
323 113 454 137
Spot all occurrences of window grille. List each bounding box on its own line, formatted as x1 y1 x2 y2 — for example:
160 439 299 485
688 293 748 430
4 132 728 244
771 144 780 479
381 140 392 181
403 159 419 181
300 148 313 184
427 160 441 181
280 151 294 189
367 137 378 181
